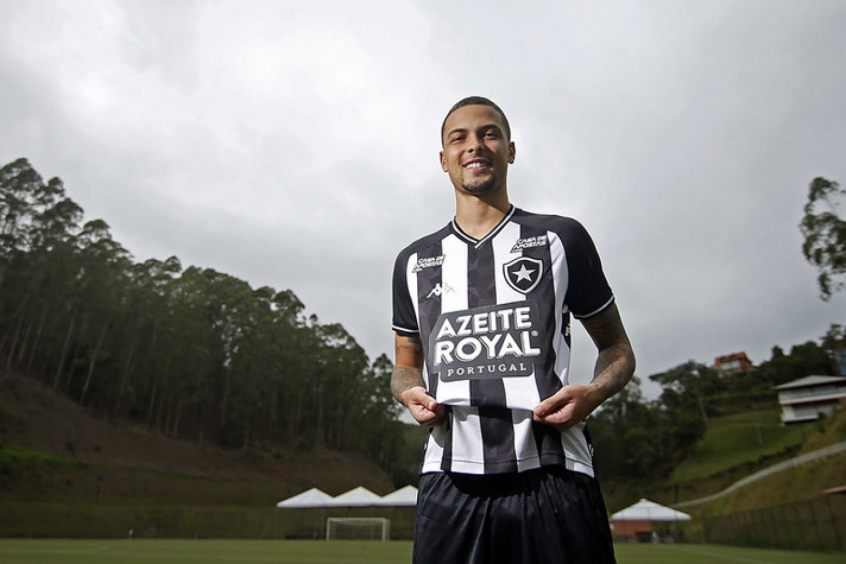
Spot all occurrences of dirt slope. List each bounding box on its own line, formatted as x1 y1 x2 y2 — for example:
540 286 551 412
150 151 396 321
0 369 395 499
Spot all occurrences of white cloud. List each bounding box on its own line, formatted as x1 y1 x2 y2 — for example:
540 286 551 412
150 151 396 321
1 0 844 401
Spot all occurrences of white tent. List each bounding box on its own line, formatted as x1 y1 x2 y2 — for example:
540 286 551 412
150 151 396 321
276 485 420 509
329 486 383 507
377 485 418 507
276 487 333 508
611 499 691 522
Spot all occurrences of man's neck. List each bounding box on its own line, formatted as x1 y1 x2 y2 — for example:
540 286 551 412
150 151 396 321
454 191 512 240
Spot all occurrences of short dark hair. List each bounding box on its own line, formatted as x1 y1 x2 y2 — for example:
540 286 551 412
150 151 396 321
441 96 511 144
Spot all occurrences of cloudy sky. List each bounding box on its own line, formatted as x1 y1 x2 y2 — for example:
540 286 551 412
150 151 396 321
2 0 844 399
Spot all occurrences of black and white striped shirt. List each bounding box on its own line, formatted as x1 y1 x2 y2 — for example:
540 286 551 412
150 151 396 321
392 207 614 476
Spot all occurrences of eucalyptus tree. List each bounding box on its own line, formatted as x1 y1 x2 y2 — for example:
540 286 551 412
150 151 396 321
73 219 133 407
800 177 845 300
0 159 84 377
113 256 183 419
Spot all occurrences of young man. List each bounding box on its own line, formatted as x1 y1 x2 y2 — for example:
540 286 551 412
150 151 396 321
391 96 635 563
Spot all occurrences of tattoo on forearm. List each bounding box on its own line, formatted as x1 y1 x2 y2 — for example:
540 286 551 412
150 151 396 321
391 366 425 403
583 304 636 403
391 335 425 404
592 343 635 399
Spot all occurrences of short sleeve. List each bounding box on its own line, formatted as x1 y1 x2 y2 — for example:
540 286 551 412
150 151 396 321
562 220 614 319
391 250 419 335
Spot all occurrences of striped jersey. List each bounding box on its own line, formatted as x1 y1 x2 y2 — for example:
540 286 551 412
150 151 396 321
392 207 614 476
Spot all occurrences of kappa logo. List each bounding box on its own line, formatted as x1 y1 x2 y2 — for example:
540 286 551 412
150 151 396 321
503 257 543 294
427 283 455 298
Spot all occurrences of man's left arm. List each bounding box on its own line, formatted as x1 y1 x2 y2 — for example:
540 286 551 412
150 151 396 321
533 302 635 431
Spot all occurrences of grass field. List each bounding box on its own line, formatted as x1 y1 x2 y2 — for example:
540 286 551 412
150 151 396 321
0 539 843 563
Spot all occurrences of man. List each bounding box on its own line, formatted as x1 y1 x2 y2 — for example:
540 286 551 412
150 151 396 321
391 96 635 563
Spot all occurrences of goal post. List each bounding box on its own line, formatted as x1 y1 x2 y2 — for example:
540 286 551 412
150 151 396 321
325 517 390 541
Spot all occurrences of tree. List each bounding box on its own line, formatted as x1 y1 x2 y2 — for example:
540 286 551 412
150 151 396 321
649 361 719 429
800 177 846 300
820 324 846 376
754 340 839 386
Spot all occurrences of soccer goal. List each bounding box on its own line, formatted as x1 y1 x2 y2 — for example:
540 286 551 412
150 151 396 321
325 517 390 541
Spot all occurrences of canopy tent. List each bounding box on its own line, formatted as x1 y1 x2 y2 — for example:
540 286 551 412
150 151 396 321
276 487 333 508
610 498 691 543
611 499 692 522
331 487 383 507
376 485 418 507
276 486 418 508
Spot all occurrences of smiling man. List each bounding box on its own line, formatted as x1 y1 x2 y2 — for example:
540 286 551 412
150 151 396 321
391 96 636 563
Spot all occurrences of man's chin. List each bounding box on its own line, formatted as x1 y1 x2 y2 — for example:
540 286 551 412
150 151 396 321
461 180 496 195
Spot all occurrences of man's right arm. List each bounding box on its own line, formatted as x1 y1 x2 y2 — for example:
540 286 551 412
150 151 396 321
391 333 445 426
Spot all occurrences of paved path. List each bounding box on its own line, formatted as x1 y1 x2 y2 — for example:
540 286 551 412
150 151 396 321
674 441 846 508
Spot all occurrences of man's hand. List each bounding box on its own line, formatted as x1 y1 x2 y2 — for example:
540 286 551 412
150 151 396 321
400 385 446 426
532 383 603 432
534 303 635 432
392 333 446 426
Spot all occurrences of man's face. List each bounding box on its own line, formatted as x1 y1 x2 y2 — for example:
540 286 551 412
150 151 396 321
440 104 515 196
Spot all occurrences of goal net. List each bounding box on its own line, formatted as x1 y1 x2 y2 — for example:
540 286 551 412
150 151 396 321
325 517 390 541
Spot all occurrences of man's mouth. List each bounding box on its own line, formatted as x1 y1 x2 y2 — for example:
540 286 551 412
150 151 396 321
463 160 490 170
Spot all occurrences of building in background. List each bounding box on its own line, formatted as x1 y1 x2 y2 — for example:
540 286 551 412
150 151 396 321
773 375 846 424
714 351 754 377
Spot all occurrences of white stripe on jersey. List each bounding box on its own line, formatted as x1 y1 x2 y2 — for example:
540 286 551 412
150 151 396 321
493 222 542 410
433 236 471 406
422 420 447 473
548 231 572 386
513 410 541 473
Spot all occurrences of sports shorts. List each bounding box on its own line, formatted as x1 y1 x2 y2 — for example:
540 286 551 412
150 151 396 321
412 466 616 564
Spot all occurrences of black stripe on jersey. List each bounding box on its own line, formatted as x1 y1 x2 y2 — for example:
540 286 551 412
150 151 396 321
519 222 567 464
467 241 517 473
520 223 562 403
415 243 443 398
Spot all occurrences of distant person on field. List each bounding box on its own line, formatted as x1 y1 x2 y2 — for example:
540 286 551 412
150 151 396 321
391 96 636 563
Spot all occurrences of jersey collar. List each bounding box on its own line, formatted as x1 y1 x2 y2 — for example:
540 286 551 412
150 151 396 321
450 205 516 249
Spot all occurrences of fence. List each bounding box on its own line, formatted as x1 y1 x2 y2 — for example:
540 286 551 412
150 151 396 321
703 494 845 552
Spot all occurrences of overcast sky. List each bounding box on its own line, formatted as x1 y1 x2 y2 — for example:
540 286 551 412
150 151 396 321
2 0 844 399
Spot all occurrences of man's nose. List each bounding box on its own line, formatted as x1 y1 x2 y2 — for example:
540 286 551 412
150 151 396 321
468 134 484 151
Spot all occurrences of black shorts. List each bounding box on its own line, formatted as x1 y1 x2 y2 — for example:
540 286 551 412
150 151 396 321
413 467 616 564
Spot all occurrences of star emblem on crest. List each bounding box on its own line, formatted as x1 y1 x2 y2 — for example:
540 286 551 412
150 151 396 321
503 257 543 294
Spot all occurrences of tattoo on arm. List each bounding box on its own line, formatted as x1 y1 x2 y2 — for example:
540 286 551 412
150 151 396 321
582 304 636 404
391 335 425 404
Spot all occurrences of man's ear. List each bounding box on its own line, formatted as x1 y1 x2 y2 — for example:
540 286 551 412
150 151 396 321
508 141 516 164
440 151 448 172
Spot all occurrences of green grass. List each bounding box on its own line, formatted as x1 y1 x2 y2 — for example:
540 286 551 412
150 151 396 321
668 410 808 484
0 540 844 564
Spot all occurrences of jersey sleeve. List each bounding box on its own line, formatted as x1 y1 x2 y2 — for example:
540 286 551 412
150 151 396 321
562 220 614 319
391 249 419 335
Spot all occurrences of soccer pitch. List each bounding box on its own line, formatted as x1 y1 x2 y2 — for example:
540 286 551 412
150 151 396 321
0 539 844 563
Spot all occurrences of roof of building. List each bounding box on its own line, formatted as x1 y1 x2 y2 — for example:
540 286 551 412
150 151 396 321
773 375 846 391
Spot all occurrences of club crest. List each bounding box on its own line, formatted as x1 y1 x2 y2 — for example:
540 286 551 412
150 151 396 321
503 257 543 294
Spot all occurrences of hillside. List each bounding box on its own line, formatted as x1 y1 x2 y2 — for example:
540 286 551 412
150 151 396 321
0 369 397 507
601 405 846 515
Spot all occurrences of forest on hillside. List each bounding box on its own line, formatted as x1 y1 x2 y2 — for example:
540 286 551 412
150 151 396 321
0 158 405 478
1 158 843 487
